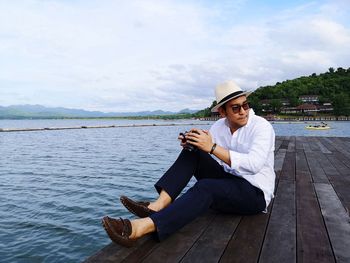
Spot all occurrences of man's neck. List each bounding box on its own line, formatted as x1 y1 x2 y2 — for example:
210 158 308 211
229 125 241 134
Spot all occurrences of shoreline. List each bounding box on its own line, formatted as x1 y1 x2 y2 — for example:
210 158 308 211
270 120 349 124
201 116 349 122
1 119 349 132
0 122 212 133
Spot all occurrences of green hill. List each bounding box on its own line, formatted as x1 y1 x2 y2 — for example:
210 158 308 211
246 67 350 116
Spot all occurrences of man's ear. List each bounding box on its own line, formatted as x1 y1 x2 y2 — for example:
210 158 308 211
218 106 226 118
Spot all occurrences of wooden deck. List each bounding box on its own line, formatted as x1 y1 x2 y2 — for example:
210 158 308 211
85 136 350 263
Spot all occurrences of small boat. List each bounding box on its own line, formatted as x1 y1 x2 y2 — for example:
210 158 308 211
305 122 330 130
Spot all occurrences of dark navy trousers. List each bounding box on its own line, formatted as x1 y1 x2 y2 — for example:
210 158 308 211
149 149 266 241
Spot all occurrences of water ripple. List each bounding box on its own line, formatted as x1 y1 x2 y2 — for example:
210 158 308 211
0 122 212 262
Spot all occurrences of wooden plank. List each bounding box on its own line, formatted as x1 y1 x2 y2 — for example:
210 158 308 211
318 137 337 152
314 137 332 154
295 147 334 262
322 137 350 161
280 138 290 150
296 180 335 263
274 149 287 178
305 151 329 183
295 137 304 150
327 179 350 217
331 138 350 159
141 211 216 263
287 136 296 153
275 137 284 153
84 236 154 263
307 137 321 152
327 153 350 176
314 183 350 263
296 150 312 183
121 237 159 262
280 151 296 181
259 180 296 263
180 214 241 263
219 212 270 263
341 137 350 148
333 151 350 169
317 152 339 177
317 152 350 214
302 141 312 153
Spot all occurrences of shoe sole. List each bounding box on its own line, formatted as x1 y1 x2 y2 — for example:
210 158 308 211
120 196 154 218
101 217 135 248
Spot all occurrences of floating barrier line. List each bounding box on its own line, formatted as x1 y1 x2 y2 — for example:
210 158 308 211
0 123 212 133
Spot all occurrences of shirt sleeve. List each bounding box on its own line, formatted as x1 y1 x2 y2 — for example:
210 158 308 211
229 122 275 176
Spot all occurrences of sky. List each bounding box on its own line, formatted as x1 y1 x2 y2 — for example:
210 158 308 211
0 0 349 113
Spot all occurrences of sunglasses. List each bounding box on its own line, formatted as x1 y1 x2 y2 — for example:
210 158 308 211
231 101 249 113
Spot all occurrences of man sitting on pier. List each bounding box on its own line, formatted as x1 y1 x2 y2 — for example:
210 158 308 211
102 80 276 247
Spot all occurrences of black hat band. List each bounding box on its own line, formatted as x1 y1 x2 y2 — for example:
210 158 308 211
218 91 244 104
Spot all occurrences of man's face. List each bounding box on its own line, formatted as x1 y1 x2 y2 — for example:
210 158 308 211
219 95 250 132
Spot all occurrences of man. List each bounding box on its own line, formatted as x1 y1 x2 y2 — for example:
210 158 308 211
102 80 275 247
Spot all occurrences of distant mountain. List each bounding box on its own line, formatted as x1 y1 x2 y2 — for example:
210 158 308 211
0 104 199 119
177 108 198 114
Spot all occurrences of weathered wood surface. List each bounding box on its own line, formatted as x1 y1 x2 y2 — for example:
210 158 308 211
84 136 350 263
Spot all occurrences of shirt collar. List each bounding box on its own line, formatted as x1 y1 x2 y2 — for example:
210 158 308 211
246 108 255 128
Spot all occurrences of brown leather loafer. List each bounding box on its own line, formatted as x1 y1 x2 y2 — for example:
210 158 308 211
120 195 155 218
101 216 135 247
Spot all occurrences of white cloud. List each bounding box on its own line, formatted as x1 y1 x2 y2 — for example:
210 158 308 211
0 0 349 112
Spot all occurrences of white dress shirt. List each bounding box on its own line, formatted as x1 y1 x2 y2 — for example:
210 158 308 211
209 109 275 209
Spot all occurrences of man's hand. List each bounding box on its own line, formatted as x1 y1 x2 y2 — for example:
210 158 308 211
178 133 187 148
179 128 231 165
185 128 213 153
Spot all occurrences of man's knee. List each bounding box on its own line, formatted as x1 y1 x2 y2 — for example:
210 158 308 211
186 179 214 206
193 179 215 192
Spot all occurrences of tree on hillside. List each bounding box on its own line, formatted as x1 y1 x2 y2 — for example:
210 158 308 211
270 99 282 113
333 92 350 116
247 68 350 115
248 94 264 114
289 97 301 107
197 68 350 117
337 67 346 74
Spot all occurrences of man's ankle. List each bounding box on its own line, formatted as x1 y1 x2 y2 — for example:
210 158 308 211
148 202 161 212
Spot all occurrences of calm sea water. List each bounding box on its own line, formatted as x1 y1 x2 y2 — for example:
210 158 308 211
0 119 349 262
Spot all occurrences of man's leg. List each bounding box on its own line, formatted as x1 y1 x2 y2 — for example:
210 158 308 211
148 190 171 212
153 149 227 205
149 177 266 241
121 150 227 217
106 175 265 245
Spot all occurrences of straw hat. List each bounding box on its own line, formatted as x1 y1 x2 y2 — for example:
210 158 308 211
211 80 252 112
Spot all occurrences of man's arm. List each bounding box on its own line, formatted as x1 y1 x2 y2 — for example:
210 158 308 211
229 123 275 175
184 128 231 166
210 144 231 166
